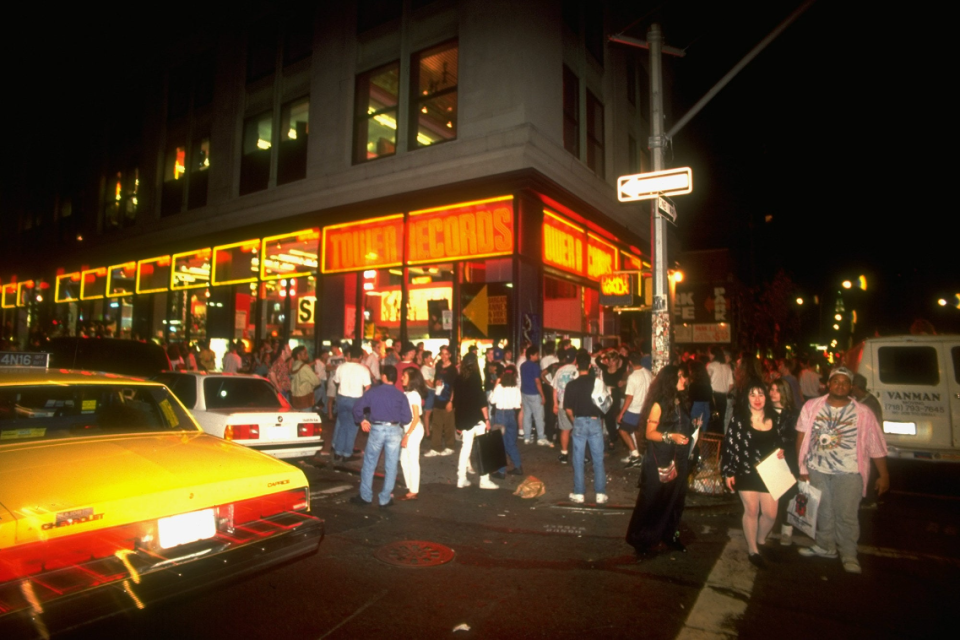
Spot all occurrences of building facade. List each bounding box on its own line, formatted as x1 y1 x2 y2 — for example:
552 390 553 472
1 0 667 359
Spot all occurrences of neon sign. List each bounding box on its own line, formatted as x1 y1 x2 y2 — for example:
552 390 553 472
542 209 584 275
407 196 514 264
322 215 403 274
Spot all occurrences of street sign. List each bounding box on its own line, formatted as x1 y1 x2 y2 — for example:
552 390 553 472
657 195 677 222
617 167 693 202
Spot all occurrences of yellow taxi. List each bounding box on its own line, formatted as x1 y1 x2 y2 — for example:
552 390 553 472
0 356 323 636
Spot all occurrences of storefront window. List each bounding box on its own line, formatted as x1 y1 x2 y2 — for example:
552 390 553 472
410 41 458 149
320 272 358 342
406 264 454 350
261 280 287 341
543 275 581 333
361 268 405 344
241 112 273 195
354 62 399 163
278 97 309 185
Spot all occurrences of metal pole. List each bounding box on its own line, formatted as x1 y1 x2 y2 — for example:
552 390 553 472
649 23 670 373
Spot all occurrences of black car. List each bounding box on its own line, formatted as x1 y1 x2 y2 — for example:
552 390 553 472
43 337 171 378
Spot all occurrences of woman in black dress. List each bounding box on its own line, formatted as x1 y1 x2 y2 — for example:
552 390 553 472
768 378 800 545
625 364 697 557
721 378 793 567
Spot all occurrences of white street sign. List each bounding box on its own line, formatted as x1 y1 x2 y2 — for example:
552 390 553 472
617 167 693 202
657 196 677 222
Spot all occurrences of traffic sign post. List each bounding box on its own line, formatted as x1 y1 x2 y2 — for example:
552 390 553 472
617 167 692 203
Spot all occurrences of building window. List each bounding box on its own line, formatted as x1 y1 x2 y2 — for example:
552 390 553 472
102 169 139 231
283 15 313 66
586 90 604 178
278 98 309 185
240 112 273 195
188 136 210 209
354 62 400 163
161 143 187 216
563 65 579 158
410 40 458 150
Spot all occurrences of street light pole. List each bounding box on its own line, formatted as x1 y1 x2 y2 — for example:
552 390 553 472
648 23 670 373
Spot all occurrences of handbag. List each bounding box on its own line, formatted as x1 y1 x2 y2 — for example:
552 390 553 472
475 429 508 475
651 440 677 483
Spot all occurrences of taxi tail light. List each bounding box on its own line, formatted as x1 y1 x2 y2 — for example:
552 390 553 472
231 488 310 524
298 423 320 438
224 424 260 440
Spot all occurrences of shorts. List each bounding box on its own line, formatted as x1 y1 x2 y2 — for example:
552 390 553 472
424 389 436 411
619 411 641 432
558 409 573 431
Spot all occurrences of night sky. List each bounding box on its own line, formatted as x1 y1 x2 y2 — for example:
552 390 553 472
6 1 955 338
623 0 955 335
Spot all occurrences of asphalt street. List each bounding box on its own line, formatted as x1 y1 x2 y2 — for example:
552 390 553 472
59 432 960 640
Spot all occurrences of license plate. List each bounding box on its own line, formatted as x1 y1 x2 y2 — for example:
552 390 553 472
158 509 216 549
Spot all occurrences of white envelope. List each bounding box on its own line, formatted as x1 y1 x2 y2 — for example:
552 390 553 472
755 449 797 501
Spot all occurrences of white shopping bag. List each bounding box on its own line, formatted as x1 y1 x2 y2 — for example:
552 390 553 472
786 481 821 539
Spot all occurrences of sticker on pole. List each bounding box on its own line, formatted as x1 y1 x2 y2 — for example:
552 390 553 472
617 167 693 202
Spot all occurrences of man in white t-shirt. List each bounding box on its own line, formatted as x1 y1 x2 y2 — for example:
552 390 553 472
551 348 579 464
363 340 383 381
706 346 734 432
331 344 373 462
617 352 653 467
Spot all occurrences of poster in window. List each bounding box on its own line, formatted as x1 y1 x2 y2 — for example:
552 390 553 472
460 283 512 340
428 299 450 338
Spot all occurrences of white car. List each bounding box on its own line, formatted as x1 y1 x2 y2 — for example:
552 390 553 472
154 372 323 459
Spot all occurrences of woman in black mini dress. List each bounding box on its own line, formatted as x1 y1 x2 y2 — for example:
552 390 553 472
721 378 793 567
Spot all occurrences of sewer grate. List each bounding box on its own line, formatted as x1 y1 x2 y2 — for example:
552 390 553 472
373 540 455 568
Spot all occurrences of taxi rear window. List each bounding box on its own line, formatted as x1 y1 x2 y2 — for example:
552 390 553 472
0 384 197 443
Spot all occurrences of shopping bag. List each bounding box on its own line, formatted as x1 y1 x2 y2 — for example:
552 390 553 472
475 430 507 475
786 481 821 539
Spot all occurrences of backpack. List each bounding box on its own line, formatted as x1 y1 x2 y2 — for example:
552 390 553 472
592 375 613 414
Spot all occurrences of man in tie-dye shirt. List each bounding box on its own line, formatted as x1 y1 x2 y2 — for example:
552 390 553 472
796 366 889 575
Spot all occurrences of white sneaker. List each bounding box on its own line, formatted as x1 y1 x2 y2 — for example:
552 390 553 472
466 466 477 475
457 478 471 488
537 439 554 448
842 558 862 574
440 448 454 456
479 475 498 490
595 493 608 505
798 544 837 558
424 449 440 457
519 429 525 437
568 493 584 503
620 454 634 463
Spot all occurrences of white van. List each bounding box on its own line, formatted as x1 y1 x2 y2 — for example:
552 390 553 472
847 335 960 462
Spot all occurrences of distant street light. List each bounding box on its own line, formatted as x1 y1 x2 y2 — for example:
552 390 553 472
842 280 852 289
833 324 840 330
834 313 842 321
796 297 804 305
938 298 948 307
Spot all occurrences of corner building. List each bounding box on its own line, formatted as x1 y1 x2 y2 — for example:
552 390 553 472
1 0 665 357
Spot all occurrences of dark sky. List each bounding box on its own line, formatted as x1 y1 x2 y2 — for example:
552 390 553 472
7 1 955 335
616 0 955 334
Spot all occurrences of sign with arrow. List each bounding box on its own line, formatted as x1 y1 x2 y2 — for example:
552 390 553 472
461 283 512 339
617 167 693 202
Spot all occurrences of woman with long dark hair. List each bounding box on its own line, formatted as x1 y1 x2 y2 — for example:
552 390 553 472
721 379 794 567
399 367 427 500
454 353 497 489
768 378 800 545
625 364 697 557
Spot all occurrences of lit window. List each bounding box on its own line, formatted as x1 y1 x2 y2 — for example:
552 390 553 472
278 98 309 185
354 62 399 163
240 112 272 194
410 41 457 149
162 145 187 216
189 137 210 209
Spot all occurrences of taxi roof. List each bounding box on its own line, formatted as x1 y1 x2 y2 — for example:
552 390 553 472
0 368 156 386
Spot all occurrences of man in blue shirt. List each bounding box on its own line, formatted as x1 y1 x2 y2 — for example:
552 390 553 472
520 346 550 446
350 365 413 507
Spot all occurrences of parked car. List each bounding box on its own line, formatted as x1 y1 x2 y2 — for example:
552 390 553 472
0 366 323 636
42 336 171 378
846 334 960 462
153 371 323 459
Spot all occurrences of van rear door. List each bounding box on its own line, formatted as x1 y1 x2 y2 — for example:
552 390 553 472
872 341 952 457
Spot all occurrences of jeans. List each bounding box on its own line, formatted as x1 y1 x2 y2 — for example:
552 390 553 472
809 469 862 560
495 409 522 473
521 393 545 442
333 395 359 457
359 423 403 505
572 416 606 496
399 423 424 494
458 422 487 482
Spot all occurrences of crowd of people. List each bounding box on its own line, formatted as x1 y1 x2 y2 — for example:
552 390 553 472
160 334 889 575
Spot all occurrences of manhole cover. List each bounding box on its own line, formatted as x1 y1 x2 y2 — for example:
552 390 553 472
374 540 455 568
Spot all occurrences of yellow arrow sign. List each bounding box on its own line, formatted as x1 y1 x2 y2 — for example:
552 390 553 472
462 284 488 336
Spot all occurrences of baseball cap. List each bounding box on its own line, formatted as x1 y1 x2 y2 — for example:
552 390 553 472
828 366 854 382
